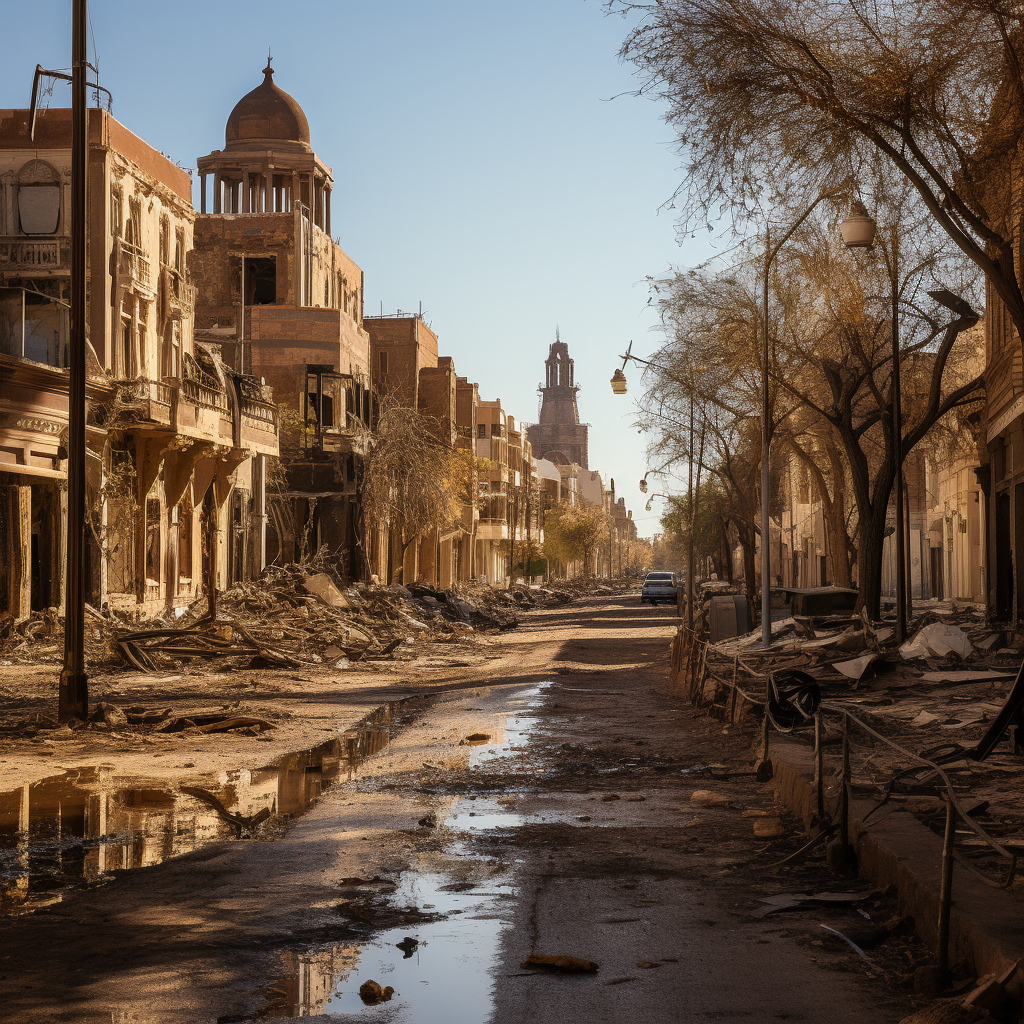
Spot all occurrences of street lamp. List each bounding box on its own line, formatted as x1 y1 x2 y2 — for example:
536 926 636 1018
758 190 840 648
839 201 906 642
610 368 628 395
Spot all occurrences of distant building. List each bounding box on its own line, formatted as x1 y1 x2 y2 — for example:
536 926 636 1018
527 332 588 470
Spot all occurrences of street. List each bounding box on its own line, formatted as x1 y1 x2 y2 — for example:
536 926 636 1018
0 596 920 1023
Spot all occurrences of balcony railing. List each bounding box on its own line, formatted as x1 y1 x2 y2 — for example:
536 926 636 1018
161 265 196 321
181 354 228 411
117 238 154 297
112 377 174 426
0 237 63 269
241 396 277 426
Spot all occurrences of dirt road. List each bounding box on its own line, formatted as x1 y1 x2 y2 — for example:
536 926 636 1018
0 597 919 1022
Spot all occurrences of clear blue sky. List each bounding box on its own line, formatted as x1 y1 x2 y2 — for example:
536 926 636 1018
1 0 719 538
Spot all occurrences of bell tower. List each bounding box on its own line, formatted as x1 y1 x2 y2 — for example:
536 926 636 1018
527 330 589 469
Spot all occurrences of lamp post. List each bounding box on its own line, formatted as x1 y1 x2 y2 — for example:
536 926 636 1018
59 0 89 722
758 191 838 648
840 202 907 642
613 349 702 627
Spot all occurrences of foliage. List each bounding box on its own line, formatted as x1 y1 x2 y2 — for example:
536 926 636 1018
543 500 609 575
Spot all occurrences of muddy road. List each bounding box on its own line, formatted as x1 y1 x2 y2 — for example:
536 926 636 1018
0 597 917 1023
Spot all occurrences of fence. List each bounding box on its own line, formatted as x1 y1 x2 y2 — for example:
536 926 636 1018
672 622 1018 980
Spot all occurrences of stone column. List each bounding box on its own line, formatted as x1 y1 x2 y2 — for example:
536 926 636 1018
10 484 32 619
325 185 331 236
200 173 207 214
242 169 252 213
213 174 222 214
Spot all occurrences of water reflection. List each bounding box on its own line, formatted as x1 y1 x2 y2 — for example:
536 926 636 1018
260 871 515 1021
0 701 409 912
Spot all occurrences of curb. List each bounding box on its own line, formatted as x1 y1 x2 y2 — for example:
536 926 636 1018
769 738 1024 1004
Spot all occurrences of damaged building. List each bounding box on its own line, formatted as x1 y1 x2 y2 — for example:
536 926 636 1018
190 61 372 581
0 104 278 620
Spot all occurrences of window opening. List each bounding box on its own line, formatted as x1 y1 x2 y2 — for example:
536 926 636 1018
244 257 276 305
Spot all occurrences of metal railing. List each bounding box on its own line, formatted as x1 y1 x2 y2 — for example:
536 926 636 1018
673 622 1019 980
118 238 152 292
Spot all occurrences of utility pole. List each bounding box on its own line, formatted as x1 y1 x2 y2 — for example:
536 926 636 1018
59 0 89 722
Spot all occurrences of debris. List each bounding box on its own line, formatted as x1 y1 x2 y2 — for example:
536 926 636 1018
358 980 394 1005
466 733 490 743
819 924 872 961
521 954 599 972
900 623 973 661
752 818 784 837
396 937 419 957
635 962 660 969
302 573 350 608
920 670 1015 684
833 653 879 683
689 790 729 809
418 812 438 828
750 889 876 919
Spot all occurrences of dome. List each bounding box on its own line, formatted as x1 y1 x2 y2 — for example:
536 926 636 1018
225 61 310 148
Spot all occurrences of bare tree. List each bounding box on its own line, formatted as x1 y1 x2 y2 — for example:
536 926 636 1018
615 0 1024 356
362 402 467 584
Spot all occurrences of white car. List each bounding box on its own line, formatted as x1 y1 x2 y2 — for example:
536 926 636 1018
641 572 678 605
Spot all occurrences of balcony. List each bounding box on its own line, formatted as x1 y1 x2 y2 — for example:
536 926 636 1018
161 265 197 322
0 237 65 271
238 378 280 456
477 519 509 542
111 377 174 428
117 239 155 300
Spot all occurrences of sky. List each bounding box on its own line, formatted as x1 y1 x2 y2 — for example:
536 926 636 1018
1 0 720 538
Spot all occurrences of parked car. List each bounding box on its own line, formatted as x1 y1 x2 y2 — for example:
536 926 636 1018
640 571 678 605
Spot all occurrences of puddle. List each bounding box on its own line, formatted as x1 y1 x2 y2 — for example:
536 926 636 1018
260 869 516 1021
0 700 414 913
256 684 552 1020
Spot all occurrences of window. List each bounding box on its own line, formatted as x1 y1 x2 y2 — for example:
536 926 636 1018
18 188 59 234
477 423 486 439
145 498 161 586
378 350 388 374
244 257 276 305
111 187 123 238
159 216 169 266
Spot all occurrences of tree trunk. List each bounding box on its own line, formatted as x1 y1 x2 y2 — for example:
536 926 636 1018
826 494 853 588
856 510 889 621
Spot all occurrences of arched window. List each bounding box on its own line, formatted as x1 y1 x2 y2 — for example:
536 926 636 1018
17 160 61 235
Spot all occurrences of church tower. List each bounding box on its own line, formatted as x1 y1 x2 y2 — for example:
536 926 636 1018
527 331 589 469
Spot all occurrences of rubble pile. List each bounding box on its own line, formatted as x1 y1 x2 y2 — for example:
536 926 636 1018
0 564 527 673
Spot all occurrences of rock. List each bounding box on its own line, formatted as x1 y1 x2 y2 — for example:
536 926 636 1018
418 812 437 828
94 702 127 728
689 790 729 809
358 980 394 1005
601 794 621 802
752 818 784 837
521 954 599 972
396 936 419 958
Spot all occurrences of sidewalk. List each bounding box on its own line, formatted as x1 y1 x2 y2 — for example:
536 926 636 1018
673 613 1024 1019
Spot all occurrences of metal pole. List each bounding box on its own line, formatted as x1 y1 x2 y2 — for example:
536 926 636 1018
761 228 772 649
840 713 851 848
688 391 695 631
938 794 955 980
59 0 89 723
891 227 907 643
815 712 825 821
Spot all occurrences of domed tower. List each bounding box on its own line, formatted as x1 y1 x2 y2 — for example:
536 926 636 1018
196 59 333 233
527 331 589 469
